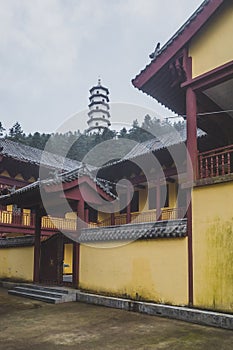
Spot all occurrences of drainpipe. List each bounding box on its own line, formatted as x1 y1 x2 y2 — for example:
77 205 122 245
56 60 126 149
186 86 197 306
33 208 42 284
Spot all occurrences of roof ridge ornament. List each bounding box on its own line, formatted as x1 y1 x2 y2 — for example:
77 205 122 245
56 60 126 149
149 42 160 60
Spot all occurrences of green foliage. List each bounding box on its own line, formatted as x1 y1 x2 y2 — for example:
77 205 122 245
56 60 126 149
8 122 25 142
0 122 5 137
2 116 183 163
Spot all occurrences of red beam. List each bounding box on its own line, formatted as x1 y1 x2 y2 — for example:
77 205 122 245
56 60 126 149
0 176 29 188
72 198 84 288
182 61 233 91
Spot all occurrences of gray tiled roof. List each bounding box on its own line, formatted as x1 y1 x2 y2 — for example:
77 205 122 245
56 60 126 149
122 127 205 161
44 164 117 199
0 235 34 248
79 219 187 243
0 163 117 202
0 139 81 171
101 126 205 169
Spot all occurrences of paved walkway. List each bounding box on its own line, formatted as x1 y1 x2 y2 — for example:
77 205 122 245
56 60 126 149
0 287 232 349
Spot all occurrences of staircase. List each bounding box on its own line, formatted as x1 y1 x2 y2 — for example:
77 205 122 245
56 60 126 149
8 284 76 304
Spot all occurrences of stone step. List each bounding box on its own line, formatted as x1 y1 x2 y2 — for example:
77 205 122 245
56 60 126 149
8 289 61 304
13 286 66 299
23 284 70 294
8 284 76 304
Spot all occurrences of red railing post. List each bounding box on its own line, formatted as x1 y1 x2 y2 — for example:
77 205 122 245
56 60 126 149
198 144 233 179
111 213 115 226
227 152 230 174
216 155 219 176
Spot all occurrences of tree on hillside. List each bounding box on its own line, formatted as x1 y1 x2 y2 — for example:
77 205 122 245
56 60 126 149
0 122 5 137
1 115 178 162
26 132 50 150
8 122 25 142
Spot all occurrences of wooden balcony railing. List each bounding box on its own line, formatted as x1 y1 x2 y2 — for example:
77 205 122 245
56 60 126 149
41 216 77 231
199 144 233 179
0 207 186 234
0 211 77 232
88 207 186 228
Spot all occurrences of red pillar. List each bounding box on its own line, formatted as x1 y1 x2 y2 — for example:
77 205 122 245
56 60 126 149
111 213 115 226
84 208 89 224
186 86 197 306
156 176 161 221
72 198 85 289
33 209 41 283
126 186 131 224
186 87 198 181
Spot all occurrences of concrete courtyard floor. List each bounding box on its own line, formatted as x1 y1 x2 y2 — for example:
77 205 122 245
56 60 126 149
0 287 233 350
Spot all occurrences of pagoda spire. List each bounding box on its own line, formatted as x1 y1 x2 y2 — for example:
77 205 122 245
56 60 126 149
86 79 111 135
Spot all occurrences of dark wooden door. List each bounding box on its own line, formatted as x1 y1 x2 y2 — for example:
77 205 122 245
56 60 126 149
39 234 64 284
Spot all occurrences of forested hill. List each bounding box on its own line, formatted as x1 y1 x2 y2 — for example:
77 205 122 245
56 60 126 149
0 116 185 163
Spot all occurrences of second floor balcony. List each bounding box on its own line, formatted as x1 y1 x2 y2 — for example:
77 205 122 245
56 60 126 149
199 144 233 180
0 206 186 237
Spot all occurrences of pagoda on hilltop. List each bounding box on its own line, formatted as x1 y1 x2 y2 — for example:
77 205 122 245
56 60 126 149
86 79 111 134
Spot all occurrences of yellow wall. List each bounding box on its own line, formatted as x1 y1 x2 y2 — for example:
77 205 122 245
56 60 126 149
0 170 10 177
139 188 148 212
80 238 188 305
189 2 233 78
0 246 34 282
192 181 233 312
63 243 73 274
98 211 110 223
28 176 36 183
168 183 177 208
65 212 77 220
15 174 24 181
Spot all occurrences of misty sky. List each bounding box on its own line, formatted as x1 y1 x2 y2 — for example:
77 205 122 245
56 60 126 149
0 0 203 134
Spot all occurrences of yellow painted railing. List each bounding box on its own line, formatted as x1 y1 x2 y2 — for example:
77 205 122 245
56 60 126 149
88 207 186 228
41 216 77 231
0 210 13 224
0 210 77 231
0 207 186 232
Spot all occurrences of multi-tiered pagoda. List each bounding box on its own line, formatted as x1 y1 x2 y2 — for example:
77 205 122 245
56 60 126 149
87 79 111 134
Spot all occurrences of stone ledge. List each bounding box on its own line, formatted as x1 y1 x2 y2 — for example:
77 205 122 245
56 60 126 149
0 235 34 248
76 291 233 330
194 174 233 187
79 219 187 243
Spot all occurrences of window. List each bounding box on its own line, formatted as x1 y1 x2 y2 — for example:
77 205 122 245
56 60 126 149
96 122 99 126
97 90 99 94
103 115 105 118
96 106 99 109
102 99 105 102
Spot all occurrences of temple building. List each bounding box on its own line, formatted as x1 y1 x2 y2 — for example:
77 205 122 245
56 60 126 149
0 0 233 317
86 79 111 134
